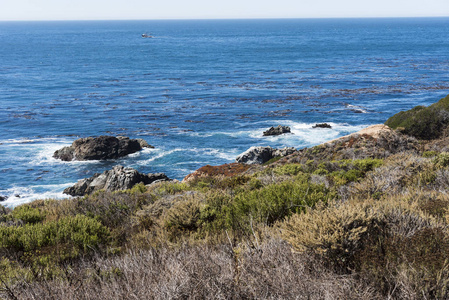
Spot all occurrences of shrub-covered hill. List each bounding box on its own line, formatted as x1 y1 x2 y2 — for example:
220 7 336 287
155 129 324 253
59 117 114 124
385 94 449 140
2 95 449 299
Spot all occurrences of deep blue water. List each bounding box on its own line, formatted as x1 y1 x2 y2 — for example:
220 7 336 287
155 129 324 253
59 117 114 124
1 18 449 206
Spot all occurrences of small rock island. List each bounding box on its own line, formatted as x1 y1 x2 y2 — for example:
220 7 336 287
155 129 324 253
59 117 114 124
53 136 153 161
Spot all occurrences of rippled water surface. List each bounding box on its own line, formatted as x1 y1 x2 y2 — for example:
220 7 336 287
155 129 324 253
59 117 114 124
1 18 449 206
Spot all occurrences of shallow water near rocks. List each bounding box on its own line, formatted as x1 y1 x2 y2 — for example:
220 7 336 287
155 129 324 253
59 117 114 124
1 18 449 206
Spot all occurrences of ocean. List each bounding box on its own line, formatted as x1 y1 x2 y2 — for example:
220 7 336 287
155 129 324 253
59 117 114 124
1 18 448 207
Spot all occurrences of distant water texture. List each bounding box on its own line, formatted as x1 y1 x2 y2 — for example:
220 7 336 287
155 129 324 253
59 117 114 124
0 18 448 206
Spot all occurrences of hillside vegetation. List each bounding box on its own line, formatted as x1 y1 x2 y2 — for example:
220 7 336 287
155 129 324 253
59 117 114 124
2 94 449 299
385 94 449 140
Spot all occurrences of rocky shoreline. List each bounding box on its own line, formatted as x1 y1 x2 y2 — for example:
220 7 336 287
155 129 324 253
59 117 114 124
6 94 449 200
58 123 412 196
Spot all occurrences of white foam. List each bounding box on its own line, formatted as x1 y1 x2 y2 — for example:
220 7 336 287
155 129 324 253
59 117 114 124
0 183 73 208
204 148 240 161
345 104 368 113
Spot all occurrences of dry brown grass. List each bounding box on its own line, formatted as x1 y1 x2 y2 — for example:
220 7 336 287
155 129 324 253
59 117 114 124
2 238 377 300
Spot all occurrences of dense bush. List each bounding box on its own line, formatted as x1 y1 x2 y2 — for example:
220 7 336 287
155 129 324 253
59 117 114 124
0 214 109 254
11 205 46 224
231 174 334 226
281 196 449 298
385 94 449 140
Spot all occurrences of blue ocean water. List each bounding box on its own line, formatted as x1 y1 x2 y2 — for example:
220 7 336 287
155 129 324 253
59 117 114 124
1 18 449 207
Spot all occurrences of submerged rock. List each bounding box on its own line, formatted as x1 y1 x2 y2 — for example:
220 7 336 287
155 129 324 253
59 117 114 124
236 146 296 165
263 125 291 136
53 136 154 161
64 165 169 196
313 123 332 129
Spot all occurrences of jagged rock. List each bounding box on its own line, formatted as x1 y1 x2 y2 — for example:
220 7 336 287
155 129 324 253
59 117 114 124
263 125 291 136
53 146 75 161
136 138 154 149
64 165 169 196
53 136 153 161
272 147 297 158
0 195 6 202
236 146 274 164
236 146 297 165
313 123 332 129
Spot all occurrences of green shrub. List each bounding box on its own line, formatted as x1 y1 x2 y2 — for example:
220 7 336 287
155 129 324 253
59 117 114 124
273 164 303 176
156 182 190 195
423 151 439 158
12 205 46 224
247 178 263 190
433 152 449 168
231 175 335 226
127 182 147 194
0 214 109 253
385 94 449 140
163 198 202 237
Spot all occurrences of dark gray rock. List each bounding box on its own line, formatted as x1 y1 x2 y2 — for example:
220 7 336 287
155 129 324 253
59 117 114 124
64 165 169 196
236 146 297 165
53 136 153 161
0 195 6 202
236 146 274 165
263 125 291 136
53 146 75 161
136 138 154 149
313 123 332 129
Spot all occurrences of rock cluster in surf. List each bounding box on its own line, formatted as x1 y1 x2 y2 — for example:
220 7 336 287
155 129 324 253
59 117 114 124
235 146 297 165
312 123 332 129
64 165 170 196
263 125 291 136
53 136 153 161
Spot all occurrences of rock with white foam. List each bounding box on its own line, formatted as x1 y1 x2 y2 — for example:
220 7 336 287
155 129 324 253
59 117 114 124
53 136 154 161
236 146 296 165
263 125 291 136
63 165 169 196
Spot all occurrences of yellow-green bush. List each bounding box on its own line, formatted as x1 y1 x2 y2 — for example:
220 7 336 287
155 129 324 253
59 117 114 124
0 214 109 253
232 175 335 226
11 205 46 224
272 164 303 176
433 152 449 168
163 197 202 238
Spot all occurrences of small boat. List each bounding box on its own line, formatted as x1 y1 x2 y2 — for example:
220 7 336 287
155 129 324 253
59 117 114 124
142 33 153 38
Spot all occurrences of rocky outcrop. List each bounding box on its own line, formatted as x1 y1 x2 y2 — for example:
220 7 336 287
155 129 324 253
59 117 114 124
0 195 6 202
54 136 154 161
263 125 291 136
277 124 419 166
64 165 169 196
236 146 297 165
313 123 332 129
